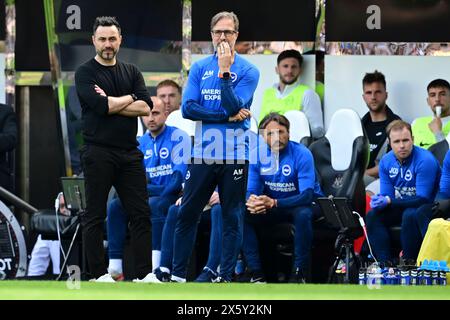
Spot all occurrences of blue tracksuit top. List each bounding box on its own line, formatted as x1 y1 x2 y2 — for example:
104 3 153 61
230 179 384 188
181 53 260 160
138 125 189 190
440 150 450 198
379 146 440 205
247 141 323 208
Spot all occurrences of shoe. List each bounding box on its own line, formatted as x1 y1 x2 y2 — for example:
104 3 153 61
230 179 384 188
234 270 251 282
108 270 124 282
91 273 116 282
249 270 266 284
212 276 230 283
170 275 187 283
195 267 218 282
133 268 170 283
289 268 306 284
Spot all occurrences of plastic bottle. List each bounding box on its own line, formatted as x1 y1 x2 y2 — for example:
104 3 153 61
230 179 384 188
367 263 383 288
400 268 410 286
358 267 367 285
410 268 418 285
439 260 449 286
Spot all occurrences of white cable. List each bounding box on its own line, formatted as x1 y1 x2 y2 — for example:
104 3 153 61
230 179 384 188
352 211 378 265
55 192 67 261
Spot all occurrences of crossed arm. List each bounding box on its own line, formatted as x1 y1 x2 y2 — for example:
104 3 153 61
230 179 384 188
94 85 150 117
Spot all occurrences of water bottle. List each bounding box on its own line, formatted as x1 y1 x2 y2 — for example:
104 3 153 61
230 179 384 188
383 267 394 285
410 269 418 285
366 263 383 288
422 270 432 286
438 260 449 286
394 268 401 285
439 271 447 286
400 268 410 286
358 268 367 285
432 271 439 285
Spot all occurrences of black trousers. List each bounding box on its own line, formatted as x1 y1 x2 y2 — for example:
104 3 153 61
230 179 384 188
172 160 248 280
80 144 152 279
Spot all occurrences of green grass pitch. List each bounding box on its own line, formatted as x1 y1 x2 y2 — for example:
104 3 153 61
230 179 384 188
0 281 449 300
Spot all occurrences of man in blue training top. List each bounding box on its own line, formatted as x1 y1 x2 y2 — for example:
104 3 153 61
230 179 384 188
107 97 189 280
166 11 260 283
438 150 450 199
430 150 450 218
366 120 441 265
243 113 323 283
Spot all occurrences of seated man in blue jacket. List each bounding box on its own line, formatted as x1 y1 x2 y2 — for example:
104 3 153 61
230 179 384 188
107 97 190 280
438 150 450 199
367 120 441 266
243 112 323 283
431 149 450 218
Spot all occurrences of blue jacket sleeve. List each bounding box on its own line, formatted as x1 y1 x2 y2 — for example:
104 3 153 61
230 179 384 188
161 171 183 197
277 188 314 208
414 156 440 202
181 63 229 122
220 66 260 115
440 151 450 198
389 196 428 208
246 162 263 200
147 184 164 197
379 159 396 199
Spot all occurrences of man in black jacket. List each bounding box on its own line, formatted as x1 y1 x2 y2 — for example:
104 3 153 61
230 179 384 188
0 104 17 193
361 70 401 186
75 16 153 281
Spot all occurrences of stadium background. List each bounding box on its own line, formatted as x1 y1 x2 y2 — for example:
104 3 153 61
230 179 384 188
0 0 448 296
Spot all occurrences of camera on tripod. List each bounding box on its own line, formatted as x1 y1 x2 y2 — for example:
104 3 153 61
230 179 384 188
317 196 364 284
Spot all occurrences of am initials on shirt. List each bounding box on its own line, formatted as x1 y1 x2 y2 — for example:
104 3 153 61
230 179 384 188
233 169 243 176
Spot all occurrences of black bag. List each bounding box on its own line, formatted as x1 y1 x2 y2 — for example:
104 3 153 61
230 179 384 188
431 199 450 220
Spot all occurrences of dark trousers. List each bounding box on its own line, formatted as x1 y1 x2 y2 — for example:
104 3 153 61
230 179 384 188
366 204 434 263
80 144 152 279
172 160 248 281
243 205 314 273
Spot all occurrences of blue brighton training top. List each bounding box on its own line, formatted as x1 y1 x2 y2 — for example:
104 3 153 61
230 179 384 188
379 145 441 208
181 53 260 161
439 150 450 198
247 141 323 208
138 125 189 196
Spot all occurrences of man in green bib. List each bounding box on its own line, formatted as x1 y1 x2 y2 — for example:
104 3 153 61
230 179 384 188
412 79 450 149
259 50 324 139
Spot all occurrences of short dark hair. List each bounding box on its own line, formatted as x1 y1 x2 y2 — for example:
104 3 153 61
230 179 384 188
259 112 290 132
156 79 182 95
277 50 303 67
93 16 121 35
210 11 239 31
427 78 450 92
362 70 386 89
386 120 412 140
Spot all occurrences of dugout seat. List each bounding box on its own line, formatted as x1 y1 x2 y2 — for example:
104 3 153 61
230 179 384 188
428 132 450 166
166 109 196 137
284 110 312 147
309 108 369 216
